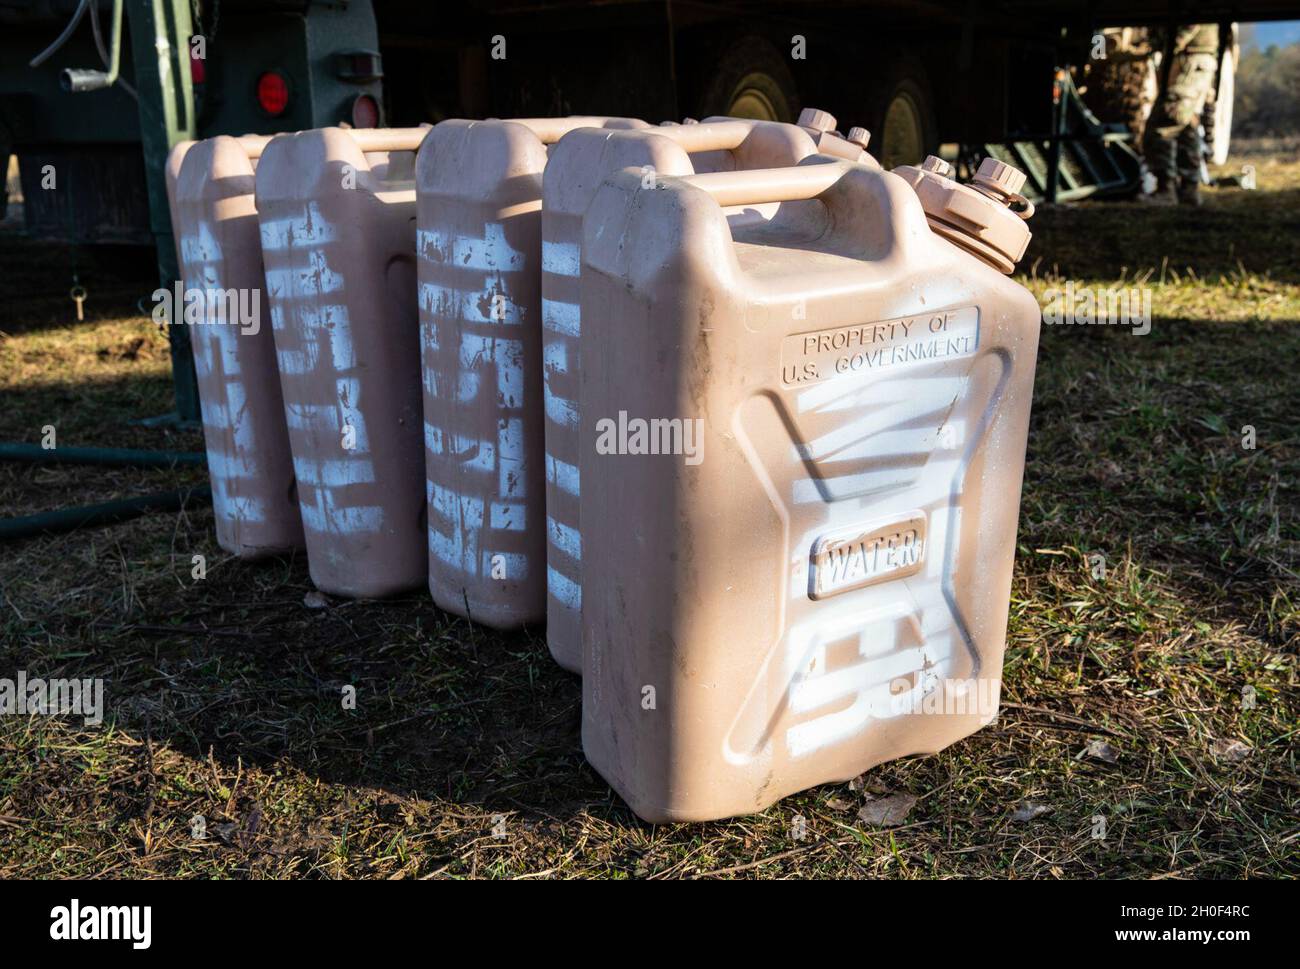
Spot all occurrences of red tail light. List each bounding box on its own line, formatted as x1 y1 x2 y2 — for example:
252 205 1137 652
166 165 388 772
256 71 290 117
351 94 379 129
190 39 206 85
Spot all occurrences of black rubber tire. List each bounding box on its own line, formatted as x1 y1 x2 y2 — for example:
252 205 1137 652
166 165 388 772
694 35 799 123
864 55 938 169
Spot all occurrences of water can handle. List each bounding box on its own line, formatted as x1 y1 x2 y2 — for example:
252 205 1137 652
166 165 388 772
506 117 639 144
652 120 758 154
236 135 275 160
345 128 430 153
684 163 846 207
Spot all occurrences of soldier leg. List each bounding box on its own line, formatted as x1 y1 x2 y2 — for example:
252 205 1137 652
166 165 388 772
1169 51 1218 203
1175 123 1203 203
1142 102 1179 198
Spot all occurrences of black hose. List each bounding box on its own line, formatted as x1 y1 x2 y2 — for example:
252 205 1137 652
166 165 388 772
0 485 212 541
28 0 90 68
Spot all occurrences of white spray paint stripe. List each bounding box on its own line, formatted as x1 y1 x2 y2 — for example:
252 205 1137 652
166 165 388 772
791 457 963 505
786 660 954 758
542 298 580 337
800 422 968 467
258 203 339 250
180 224 271 523
542 340 568 376
794 366 959 414
491 501 527 531
301 495 383 533
421 314 440 353
428 484 482 567
546 515 581 561
441 434 496 473
789 642 952 713
285 403 338 432
481 550 528 579
542 240 580 278
548 564 581 609
214 324 241 377
453 370 480 402
419 282 523 326
210 475 267 523
457 332 525 407
203 400 228 427
543 384 579 428
205 450 256 481
293 456 377 488
420 220 545 585
335 378 370 453
799 384 964 461
424 420 443 455
730 365 991 761
498 418 525 498
330 325 356 370
264 200 386 535
263 264 345 296
224 380 255 454
545 453 580 497
418 222 525 272
780 593 957 757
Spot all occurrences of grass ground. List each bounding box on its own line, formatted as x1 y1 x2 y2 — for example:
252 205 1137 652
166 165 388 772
0 148 1296 879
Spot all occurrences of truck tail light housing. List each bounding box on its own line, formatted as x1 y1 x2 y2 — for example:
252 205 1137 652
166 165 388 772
351 94 379 129
256 71 290 117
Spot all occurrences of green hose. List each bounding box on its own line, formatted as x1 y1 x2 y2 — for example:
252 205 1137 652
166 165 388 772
0 443 205 468
0 485 213 541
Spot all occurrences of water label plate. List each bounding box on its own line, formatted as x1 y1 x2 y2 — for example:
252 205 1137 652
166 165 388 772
809 514 927 600
782 306 979 385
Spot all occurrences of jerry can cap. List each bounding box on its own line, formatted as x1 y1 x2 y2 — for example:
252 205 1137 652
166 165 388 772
797 107 874 165
797 107 836 132
893 155 1033 274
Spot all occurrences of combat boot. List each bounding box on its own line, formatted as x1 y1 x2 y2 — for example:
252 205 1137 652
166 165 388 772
1141 180 1178 205
1178 180 1203 206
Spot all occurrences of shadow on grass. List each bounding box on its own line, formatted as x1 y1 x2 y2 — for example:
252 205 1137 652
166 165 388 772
1 317 1295 851
0 233 158 337
1025 188 1300 284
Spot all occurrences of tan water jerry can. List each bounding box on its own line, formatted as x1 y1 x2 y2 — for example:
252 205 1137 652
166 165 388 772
416 117 646 628
540 117 822 672
165 135 304 558
579 156 1039 823
256 127 428 598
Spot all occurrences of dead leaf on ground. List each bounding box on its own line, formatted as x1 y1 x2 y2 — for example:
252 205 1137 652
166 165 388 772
1011 800 1051 822
857 793 917 828
1210 738 1252 763
1077 739 1120 764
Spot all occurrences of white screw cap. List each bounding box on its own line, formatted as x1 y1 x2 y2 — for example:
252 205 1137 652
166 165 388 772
847 126 871 149
975 157 1027 196
921 155 953 177
798 108 837 132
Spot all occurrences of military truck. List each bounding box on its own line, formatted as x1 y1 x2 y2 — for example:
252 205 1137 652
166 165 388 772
0 0 1292 420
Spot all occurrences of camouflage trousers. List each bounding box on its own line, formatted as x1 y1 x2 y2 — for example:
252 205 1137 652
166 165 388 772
1143 51 1218 185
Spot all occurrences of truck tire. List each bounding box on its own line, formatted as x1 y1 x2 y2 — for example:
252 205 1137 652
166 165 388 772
695 35 798 122
865 56 937 169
